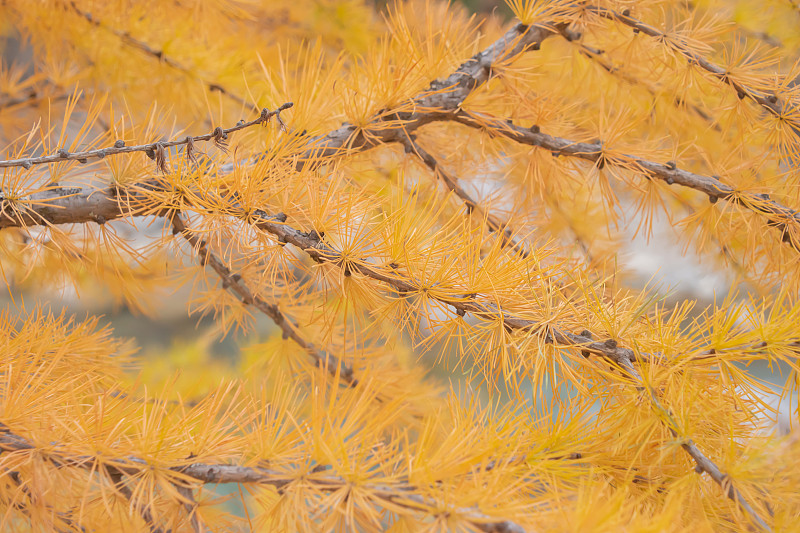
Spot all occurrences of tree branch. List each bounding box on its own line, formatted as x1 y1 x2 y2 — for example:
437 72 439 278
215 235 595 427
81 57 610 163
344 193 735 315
104 466 164 533
0 427 529 533
0 463 85 533
0 178 666 366
0 178 790 365
0 142 773 532
449 110 800 251
614 359 772 532
241 208 772 529
174 484 203 533
399 135 533 259
67 1 251 109
0 88 71 112
0 103 292 169
557 28 719 128
169 212 358 386
591 6 797 132
291 20 566 168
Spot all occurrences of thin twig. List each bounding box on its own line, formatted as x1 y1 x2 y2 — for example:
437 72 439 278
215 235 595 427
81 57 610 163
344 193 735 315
557 28 720 128
0 427 529 533
0 179 667 366
0 88 71 111
169 212 358 386
0 103 292 169
402 134 596 265
68 2 251 109
236 206 663 366
681 1 781 48
0 140 773 533
400 135 531 259
0 18 564 263
175 484 203 533
449 110 800 251
291 21 566 169
0 181 789 366
104 466 164 533
613 358 772 532
0 462 85 533
592 6 798 132
207 18 562 175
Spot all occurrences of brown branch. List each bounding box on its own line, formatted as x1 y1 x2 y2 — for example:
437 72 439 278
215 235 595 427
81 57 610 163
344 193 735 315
174 484 203 533
108 389 201 408
0 88 71 111
207 18 564 178
0 103 292 169
0 108 352 388
0 174 359 384
244 207 772 530
402 135 595 265
449 110 800 251
512 27 763 278
681 1 781 48
399 135 532 259
265 19 561 261
0 7 776 530
67 2 251 109
169 213 358 386
239 206 658 366
0 427 528 533
557 28 719 128
0 184 137 228
0 17 565 265
0 463 85 533
292 20 566 169
0 177 657 366
614 360 772 532
104 466 164 533
674 197 761 290
0 179 789 366
592 6 797 132
734 27 783 49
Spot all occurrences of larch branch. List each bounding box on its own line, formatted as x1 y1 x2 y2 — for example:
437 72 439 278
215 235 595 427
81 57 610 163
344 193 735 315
0 134 774 533
292 20 566 168
246 208 772 529
449 110 800 251
174 484 203 533
402 134 595 264
67 2 251 109
0 103 293 169
169 213 358 386
615 361 772 532
592 6 798 132
0 427 529 533
0 88 71 112
0 464 85 533
399 135 532 259
0 180 662 366
244 206 655 365
104 466 165 533
557 28 719 127
1 172 787 368
0 15 567 264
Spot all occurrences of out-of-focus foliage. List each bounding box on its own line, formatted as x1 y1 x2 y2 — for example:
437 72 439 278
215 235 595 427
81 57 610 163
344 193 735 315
0 0 799 531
